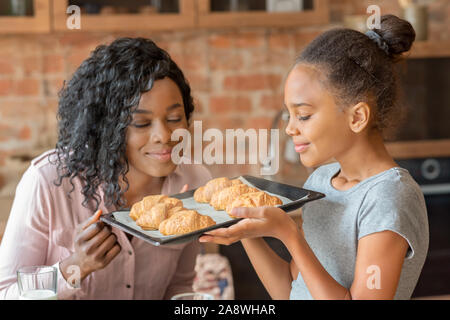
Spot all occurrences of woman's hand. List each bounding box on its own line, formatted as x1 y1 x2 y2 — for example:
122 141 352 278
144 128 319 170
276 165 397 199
60 212 121 285
199 206 301 246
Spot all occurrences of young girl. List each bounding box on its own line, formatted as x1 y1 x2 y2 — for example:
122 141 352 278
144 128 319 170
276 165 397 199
200 15 429 300
0 37 211 299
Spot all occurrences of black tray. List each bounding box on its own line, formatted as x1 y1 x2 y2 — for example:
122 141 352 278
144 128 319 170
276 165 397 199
100 175 325 246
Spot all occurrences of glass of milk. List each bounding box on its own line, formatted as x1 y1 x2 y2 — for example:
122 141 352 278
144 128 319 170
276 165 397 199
171 292 214 300
17 266 57 300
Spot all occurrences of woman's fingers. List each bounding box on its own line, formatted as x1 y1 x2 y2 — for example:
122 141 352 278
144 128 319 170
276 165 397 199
94 233 118 257
180 184 189 193
76 210 104 241
80 210 103 231
103 244 121 265
77 221 105 243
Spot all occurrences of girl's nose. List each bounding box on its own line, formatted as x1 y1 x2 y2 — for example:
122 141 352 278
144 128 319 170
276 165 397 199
285 116 300 137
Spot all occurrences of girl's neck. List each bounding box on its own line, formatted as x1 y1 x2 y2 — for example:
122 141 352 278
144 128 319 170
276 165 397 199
334 129 397 184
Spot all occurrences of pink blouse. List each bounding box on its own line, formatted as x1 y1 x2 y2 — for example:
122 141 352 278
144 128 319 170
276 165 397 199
0 149 212 300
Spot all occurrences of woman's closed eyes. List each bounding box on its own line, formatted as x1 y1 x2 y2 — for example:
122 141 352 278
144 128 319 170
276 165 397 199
131 116 183 128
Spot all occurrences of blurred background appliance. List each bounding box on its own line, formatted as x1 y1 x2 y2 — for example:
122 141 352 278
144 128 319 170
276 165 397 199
397 157 450 297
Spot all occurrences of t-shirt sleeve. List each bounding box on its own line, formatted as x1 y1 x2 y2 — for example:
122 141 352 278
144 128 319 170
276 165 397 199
357 179 428 260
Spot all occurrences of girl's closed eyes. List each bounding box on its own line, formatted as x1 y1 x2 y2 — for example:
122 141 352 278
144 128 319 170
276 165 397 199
297 115 311 121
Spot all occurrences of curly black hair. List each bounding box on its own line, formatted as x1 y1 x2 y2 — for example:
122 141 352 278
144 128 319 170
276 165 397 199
52 37 194 211
296 14 415 131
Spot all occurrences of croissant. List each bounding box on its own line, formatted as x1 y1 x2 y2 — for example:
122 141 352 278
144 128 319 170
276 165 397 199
193 177 243 203
163 197 184 210
210 184 259 211
135 203 167 230
159 210 216 236
226 191 283 218
193 186 207 203
167 206 184 218
137 201 188 230
129 195 182 221
129 202 143 221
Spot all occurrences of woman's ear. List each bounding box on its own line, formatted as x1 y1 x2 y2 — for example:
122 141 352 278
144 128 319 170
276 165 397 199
348 102 371 133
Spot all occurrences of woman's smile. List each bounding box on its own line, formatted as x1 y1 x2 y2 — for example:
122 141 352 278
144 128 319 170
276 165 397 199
145 147 173 163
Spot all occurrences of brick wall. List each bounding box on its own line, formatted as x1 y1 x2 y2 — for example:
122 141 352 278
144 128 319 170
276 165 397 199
0 0 448 202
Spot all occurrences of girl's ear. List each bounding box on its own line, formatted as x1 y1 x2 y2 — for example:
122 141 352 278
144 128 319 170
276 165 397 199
348 102 371 133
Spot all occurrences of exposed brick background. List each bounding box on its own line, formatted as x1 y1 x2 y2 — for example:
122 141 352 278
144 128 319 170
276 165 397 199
0 0 448 204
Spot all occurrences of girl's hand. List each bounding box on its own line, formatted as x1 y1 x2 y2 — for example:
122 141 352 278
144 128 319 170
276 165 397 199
199 206 300 246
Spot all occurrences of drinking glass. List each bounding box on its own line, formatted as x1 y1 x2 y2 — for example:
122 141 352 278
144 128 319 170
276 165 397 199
171 292 214 300
17 266 58 300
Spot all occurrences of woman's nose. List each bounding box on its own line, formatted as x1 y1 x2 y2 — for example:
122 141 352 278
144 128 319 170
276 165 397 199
151 120 171 144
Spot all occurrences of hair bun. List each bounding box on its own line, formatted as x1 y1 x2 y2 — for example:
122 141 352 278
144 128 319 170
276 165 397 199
376 14 416 56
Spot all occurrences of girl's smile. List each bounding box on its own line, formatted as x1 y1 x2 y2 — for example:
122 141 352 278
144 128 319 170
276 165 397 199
294 143 310 153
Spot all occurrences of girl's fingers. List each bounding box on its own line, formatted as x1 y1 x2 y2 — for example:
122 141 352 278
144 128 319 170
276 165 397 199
199 235 239 246
203 227 231 237
232 207 264 219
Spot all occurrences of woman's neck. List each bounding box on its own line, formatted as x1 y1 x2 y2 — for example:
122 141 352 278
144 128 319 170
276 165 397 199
333 130 397 186
121 167 165 208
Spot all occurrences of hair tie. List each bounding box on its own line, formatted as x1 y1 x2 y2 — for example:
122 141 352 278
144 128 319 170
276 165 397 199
366 30 390 55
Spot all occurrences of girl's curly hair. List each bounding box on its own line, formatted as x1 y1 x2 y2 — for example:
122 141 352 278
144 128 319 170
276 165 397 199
52 37 194 211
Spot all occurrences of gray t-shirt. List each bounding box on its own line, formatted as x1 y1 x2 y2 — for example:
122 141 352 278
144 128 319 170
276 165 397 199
290 162 429 300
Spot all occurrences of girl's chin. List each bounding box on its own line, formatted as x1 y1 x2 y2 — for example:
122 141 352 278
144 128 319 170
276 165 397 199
299 153 324 168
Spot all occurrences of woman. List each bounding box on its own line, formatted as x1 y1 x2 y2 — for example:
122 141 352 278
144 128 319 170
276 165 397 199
200 15 429 300
0 37 211 299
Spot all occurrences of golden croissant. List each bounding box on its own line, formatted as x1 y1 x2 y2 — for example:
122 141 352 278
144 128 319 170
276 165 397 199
226 191 283 218
159 210 216 236
129 195 182 221
210 184 259 211
136 203 184 230
193 177 242 203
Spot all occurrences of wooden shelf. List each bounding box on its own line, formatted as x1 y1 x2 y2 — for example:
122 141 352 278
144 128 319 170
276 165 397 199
197 0 329 28
0 0 50 34
408 41 450 59
386 139 450 159
52 0 196 32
